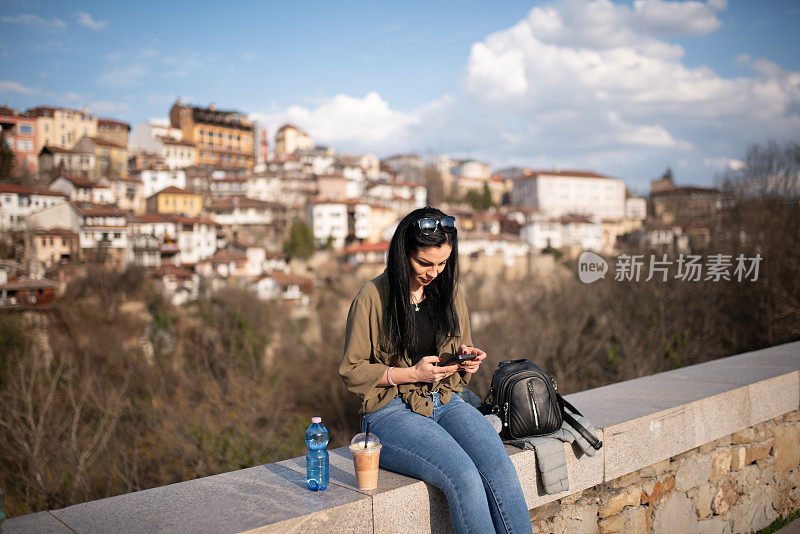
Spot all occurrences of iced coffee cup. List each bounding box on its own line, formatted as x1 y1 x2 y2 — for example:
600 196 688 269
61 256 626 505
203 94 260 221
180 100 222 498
349 433 382 491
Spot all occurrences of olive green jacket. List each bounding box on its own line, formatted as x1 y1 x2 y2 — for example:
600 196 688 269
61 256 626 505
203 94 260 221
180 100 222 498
339 270 473 416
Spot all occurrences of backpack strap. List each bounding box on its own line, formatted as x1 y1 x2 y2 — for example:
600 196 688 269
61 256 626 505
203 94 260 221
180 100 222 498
560 396 603 451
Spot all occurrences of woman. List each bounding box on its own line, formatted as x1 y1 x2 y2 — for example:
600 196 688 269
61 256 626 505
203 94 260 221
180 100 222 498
339 207 532 534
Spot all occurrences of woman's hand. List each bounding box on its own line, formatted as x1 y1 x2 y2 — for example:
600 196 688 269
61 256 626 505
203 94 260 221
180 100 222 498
412 355 460 383
456 345 487 374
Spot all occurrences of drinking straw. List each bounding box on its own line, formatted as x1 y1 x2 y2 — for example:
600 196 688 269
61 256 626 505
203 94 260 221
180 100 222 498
365 422 370 448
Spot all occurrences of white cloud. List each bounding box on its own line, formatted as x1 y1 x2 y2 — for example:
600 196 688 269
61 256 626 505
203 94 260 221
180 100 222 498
96 63 149 86
2 13 66 28
253 0 799 187
0 80 38 94
252 92 421 154
75 12 107 30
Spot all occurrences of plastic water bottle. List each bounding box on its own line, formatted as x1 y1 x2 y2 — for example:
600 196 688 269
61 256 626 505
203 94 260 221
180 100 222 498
305 416 329 491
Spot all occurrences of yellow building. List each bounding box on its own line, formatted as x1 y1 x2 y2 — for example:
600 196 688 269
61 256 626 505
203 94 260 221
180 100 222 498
97 118 131 147
274 123 313 159
146 186 202 217
73 135 129 178
27 106 98 154
169 100 254 169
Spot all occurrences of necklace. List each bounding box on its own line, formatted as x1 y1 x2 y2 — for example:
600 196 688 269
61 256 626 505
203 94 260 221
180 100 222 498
411 291 423 312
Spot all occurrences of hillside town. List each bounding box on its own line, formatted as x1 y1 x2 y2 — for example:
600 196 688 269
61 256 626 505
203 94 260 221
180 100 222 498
0 100 724 310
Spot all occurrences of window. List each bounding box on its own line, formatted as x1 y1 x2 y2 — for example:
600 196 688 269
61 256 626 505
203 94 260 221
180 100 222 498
18 140 33 152
19 124 33 135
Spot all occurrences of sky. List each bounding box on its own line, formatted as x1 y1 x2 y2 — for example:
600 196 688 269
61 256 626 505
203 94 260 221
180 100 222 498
1 0 799 191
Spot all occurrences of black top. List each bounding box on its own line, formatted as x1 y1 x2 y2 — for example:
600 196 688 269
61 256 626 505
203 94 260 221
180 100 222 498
412 297 438 364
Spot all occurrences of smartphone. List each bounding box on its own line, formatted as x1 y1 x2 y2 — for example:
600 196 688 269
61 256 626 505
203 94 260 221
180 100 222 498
456 352 479 362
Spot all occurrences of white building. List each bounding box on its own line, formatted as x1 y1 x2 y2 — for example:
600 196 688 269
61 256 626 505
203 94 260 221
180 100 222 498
521 216 604 251
0 183 67 231
48 175 97 202
134 168 187 198
626 197 647 220
38 146 95 176
365 181 427 209
173 215 220 265
510 170 626 220
459 233 530 267
274 124 313 159
131 119 183 152
308 201 371 249
160 137 196 169
206 197 278 226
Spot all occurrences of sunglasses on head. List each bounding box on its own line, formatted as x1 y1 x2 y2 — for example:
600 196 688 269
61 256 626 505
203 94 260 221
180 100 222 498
417 215 456 235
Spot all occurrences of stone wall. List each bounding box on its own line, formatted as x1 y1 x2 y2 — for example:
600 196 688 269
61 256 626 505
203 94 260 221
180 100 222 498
4 341 799 533
530 411 800 534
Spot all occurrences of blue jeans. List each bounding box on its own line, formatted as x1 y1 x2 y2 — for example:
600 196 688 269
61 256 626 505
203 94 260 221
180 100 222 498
362 391 532 534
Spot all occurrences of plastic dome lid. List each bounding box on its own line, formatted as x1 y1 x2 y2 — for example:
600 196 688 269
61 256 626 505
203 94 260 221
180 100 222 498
311 417 321 423
350 432 381 448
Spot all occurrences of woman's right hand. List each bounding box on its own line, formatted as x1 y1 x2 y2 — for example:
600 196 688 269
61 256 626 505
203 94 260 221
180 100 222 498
412 356 460 383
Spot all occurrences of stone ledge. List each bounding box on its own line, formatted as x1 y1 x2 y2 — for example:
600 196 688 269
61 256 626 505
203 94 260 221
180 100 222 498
4 341 799 533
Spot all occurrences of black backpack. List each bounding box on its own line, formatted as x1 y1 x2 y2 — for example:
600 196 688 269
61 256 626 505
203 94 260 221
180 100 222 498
482 359 602 450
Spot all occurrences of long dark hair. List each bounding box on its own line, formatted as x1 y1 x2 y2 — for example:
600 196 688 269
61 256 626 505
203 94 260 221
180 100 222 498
384 206 460 363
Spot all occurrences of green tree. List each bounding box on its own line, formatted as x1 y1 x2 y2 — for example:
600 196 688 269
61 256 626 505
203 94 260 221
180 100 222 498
0 131 16 180
466 183 495 212
282 219 315 259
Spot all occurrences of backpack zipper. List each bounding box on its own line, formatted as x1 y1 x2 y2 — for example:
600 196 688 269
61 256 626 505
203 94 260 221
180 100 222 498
527 381 540 429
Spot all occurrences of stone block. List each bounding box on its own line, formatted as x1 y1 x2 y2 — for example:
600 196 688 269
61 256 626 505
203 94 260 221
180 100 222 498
608 471 641 489
620 506 648 534
559 490 583 505
640 475 675 507
692 482 714 519
715 435 732 448
599 486 640 518
774 424 800 475
728 488 778 534
50 463 373 534
651 493 696 534
731 446 747 470
696 517 726 534
710 449 732 481
598 514 623 534
711 476 740 515
699 441 718 454
530 501 560 522
560 504 599 534
745 439 774 464
639 459 672 478
1 511 73 533
676 455 712 492
279 446 453 534
785 411 800 422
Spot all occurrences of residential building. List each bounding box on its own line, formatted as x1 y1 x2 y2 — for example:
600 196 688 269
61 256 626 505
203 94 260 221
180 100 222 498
206 196 279 227
249 271 313 305
458 233 531 279
131 118 184 152
27 106 98 154
109 176 145 214
134 168 187 198
200 247 248 279
274 124 313 159
341 241 389 267
160 137 196 169
626 197 647 220
38 145 95 177
316 175 348 201
169 100 254 168
96 118 131 147
0 183 66 231
210 177 248 197
91 177 115 204
30 228 79 267
146 186 202 217
153 265 198 305
0 106 38 173
253 122 269 166
510 169 626 220
364 181 427 209
382 154 425 184
130 233 161 268
74 203 130 266
650 186 722 226
308 200 371 249
128 151 167 172
0 278 59 310
520 215 604 252
48 175 97 202
73 135 128 178
171 215 220 266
